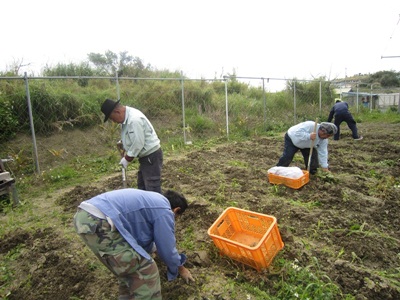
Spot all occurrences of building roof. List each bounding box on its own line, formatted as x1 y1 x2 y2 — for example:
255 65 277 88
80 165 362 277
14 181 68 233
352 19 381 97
343 92 378 97
334 87 352 94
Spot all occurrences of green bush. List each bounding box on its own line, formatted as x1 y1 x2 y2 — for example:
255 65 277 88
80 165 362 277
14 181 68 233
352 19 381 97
185 111 215 136
0 98 19 142
8 82 100 134
43 62 94 87
181 81 215 113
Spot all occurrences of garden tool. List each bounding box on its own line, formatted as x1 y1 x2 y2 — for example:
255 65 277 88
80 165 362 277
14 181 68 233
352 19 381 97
117 141 127 188
307 118 318 172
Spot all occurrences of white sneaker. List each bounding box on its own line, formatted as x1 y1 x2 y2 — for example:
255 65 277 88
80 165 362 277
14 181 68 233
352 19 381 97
354 136 363 140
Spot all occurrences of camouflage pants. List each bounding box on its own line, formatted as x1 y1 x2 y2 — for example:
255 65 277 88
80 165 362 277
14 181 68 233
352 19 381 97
73 209 162 300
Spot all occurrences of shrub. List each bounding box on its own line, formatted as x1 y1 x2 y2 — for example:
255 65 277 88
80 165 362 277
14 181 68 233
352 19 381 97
185 111 215 136
0 98 19 142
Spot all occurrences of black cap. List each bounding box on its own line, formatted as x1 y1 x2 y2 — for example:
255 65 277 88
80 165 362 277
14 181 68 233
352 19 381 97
101 99 120 122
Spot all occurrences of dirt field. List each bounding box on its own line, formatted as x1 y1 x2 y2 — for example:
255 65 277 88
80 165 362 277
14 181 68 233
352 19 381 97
1 122 399 300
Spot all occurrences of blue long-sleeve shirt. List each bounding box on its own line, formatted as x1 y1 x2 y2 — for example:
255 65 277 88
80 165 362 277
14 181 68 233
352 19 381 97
287 121 330 168
121 106 160 158
328 101 350 122
82 188 182 281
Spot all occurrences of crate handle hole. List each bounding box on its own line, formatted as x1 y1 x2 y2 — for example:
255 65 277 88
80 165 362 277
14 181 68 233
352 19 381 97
217 220 225 228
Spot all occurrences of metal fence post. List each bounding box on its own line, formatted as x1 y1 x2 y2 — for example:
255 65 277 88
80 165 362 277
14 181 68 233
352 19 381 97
293 80 297 124
262 78 267 130
319 81 322 115
180 74 188 144
356 84 359 113
116 71 120 100
398 92 400 113
224 76 229 140
24 72 40 174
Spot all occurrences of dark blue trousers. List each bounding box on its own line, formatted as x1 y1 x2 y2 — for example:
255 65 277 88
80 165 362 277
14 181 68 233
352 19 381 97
333 113 359 140
137 148 163 194
277 133 319 174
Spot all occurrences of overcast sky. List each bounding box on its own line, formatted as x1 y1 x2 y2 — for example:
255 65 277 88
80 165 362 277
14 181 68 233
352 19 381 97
2 0 400 90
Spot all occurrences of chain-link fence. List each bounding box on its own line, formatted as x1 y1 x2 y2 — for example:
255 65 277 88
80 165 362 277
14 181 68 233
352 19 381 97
1 73 399 175
340 88 400 112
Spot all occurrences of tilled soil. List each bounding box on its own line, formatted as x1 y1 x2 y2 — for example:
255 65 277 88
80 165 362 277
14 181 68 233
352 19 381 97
1 122 399 300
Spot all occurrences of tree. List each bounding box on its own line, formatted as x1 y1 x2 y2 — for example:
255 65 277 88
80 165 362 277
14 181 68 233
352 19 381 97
87 50 119 76
286 76 334 105
5 58 31 76
87 50 148 77
368 70 400 87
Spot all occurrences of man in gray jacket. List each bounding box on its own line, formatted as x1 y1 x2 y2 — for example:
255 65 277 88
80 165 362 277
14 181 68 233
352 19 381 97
101 99 163 193
276 121 337 174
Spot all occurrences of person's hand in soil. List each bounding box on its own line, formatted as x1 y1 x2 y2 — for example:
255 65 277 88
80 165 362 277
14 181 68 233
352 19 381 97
178 266 195 284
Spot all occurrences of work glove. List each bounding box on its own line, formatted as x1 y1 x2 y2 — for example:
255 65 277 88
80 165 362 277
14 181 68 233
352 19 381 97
119 157 129 169
178 266 195 284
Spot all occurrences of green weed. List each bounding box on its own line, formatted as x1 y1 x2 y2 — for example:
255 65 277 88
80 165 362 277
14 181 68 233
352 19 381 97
368 175 397 198
42 166 78 183
214 182 227 204
179 225 196 250
177 166 194 175
228 160 249 168
315 171 338 183
288 198 321 209
376 268 400 288
272 257 352 300
337 247 345 259
269 184 286 196
0 245 23 298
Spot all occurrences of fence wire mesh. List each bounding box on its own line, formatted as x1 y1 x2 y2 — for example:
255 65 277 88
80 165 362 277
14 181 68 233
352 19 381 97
1 74 399 175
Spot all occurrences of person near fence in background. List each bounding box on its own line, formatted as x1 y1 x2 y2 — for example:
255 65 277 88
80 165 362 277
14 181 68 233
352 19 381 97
101 98 163 193
276 121 337 174
73 188 194 300
327 99 363 141
361 97 369 108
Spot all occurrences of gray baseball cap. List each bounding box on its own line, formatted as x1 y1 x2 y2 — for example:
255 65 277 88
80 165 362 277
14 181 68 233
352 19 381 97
320 122 338 135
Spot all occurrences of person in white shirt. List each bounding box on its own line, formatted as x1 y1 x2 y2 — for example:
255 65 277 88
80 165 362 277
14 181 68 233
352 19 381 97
276 121 337 174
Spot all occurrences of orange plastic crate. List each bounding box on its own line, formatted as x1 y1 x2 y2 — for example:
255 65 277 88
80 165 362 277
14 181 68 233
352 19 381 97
268 170 309 189
208 207 284 271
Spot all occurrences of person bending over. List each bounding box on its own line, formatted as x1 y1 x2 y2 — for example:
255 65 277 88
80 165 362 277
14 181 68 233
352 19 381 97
74 188 194 300
276 121 337 174
328 99 363 141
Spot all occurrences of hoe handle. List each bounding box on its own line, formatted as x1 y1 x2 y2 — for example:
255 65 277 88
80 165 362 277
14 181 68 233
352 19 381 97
117 142 127 188
307 118 318 172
